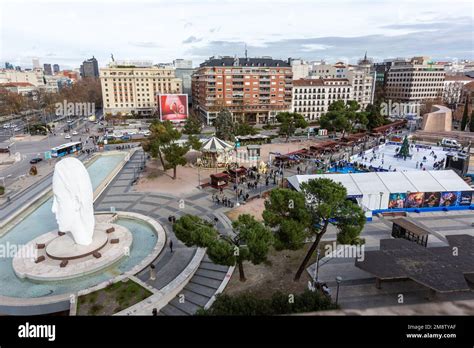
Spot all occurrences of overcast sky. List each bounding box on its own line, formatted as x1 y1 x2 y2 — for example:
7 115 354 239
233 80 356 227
0 0 473 70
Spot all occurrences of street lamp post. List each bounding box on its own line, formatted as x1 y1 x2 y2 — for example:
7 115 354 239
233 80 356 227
197 165 201 190
335 276 342 306
379 192 384 210
313 249 321 288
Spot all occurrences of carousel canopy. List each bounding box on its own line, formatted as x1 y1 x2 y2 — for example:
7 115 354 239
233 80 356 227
201 136 234 153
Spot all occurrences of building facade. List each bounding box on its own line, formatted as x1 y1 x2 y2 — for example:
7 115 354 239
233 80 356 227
43 64 53 75
0 69 45 87
53 64 60 74
173 59 195 100
385 57 446 102
80 57 99 78
443 75 473 107
192 56 293 125
100 61 182 116
310 58 374 109
292 78 353 120
290 58 310 80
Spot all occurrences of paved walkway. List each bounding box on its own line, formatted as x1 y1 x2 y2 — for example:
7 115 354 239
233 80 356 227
94 149 236 315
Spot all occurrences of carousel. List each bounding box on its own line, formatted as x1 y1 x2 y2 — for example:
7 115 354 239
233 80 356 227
197 136 235 168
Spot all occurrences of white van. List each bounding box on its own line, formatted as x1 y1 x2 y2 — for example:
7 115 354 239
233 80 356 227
441 138 461 149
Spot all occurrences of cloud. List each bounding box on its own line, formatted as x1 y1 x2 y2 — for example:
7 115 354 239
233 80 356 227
301 44 332 52
186 17 474 62
182 36 202 44
129 41 161 48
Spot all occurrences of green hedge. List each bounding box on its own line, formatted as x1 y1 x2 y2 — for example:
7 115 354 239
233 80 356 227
0 186 4 196
196 290 337 315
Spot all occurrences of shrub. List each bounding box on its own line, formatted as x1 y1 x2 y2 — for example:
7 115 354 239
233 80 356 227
197 290 337 316
0 186 4 196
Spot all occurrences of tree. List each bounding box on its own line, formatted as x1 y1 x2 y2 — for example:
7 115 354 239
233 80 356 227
293 178 366 281
0 90 29 116
276 112 308 141
142 120 183 177
365 103 386 130
262 188 311 251
222 214 274 281
397 136 410 159
461 96 469 131
234 122 258 136
319 100 368 138
187 134 202 151
161 142 189 179
183 113 203 134
173 214 273 282
173 215 217 247
213 109 235 141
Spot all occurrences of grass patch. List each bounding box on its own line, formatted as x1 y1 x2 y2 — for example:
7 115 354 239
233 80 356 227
76 280 152 316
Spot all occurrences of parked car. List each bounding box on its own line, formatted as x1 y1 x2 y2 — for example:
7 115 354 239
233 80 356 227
29 158 43 164
72 131 78 135
441 138 461 149
64 134 71 139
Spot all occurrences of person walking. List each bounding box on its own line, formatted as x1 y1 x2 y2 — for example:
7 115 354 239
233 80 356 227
169 240 173 253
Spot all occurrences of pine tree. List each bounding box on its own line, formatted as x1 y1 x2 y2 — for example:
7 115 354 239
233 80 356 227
398 136 410 159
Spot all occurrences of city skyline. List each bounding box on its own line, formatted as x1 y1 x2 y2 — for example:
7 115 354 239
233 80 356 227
0 0 473 69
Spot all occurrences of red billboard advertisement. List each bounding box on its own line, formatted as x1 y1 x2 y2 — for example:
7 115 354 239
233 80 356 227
159 94 188 121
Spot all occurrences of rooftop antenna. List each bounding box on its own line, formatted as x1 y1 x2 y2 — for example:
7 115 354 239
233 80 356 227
111 53 115 62
245 44 248 60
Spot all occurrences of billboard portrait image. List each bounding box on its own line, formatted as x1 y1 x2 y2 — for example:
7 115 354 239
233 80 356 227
422 192 441 208
458 191 473 206
388 193 406 209
406 192 424 208
440 191 458 207
159 94 188 121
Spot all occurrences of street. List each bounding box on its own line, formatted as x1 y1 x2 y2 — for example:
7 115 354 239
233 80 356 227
0 111 103 190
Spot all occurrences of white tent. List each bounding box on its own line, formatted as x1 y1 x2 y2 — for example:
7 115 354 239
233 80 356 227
287 170 473 211
200 136 234 153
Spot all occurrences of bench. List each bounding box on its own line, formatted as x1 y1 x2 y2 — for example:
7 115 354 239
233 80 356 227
106 227 115 234
93 251 102 258
58 231 66 236
60 260 68 268
110 238 120 244
35 256 45 263
36 243 46 249
381 211 407 217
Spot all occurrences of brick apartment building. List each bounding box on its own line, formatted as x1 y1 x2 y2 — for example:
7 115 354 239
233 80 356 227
192 56 293 125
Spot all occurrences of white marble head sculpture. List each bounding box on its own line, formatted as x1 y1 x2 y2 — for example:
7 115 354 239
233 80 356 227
51 157 95 245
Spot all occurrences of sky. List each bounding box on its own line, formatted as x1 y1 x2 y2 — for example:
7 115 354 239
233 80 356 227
0 0 473 70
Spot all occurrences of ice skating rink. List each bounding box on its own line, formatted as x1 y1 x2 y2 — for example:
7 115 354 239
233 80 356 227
351 143 450 172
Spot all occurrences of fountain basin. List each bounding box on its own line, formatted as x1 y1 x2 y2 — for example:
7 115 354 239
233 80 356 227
13 220 133 282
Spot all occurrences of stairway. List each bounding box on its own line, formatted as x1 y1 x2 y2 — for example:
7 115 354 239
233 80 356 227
159 255 230 315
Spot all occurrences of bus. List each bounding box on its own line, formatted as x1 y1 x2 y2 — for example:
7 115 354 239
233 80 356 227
51 142 83 158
